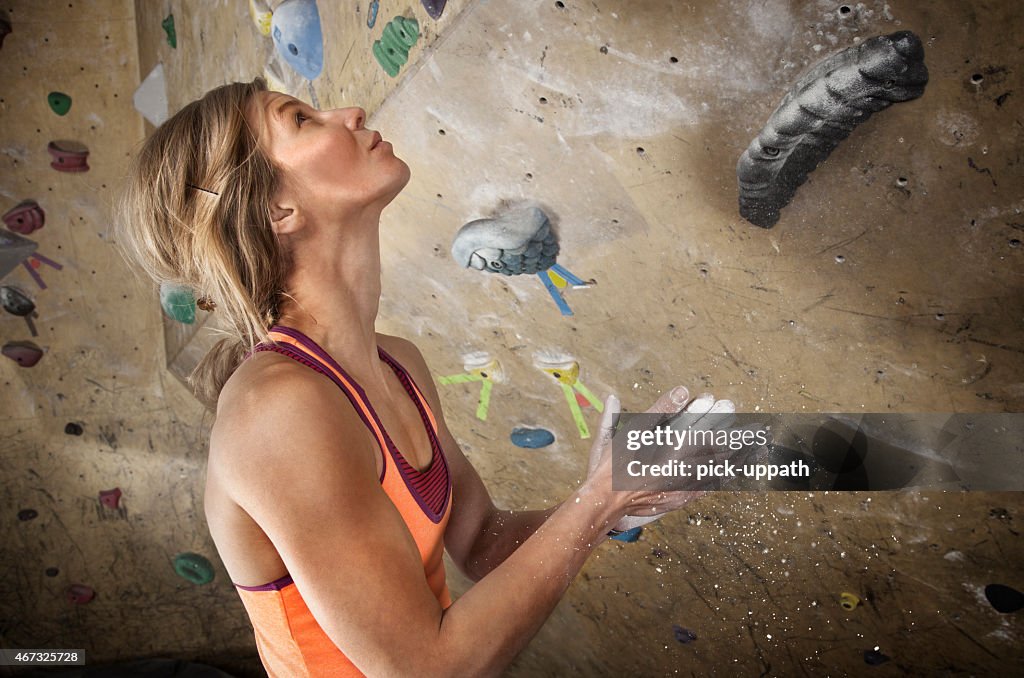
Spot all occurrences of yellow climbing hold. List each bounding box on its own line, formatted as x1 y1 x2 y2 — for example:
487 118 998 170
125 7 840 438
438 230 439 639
468 359 502 382
250 0 273 36
542 361 580 385
840 592 860 610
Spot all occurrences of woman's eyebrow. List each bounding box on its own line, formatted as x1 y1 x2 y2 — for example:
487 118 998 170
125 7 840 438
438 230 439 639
274 99 302 123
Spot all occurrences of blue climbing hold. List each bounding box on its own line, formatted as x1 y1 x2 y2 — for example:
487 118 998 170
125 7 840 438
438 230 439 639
510 427 555 449
272 0 324 80
367 0 379 29
610 526 643 542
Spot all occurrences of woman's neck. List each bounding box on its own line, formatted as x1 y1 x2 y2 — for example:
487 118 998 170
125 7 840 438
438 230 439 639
275 225 387 378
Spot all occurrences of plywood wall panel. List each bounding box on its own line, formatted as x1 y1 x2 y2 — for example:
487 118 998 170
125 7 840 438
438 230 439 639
3 0 1022 675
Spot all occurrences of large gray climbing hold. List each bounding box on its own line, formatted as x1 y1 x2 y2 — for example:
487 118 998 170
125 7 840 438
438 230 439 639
451 206 560 276
737 31 928 228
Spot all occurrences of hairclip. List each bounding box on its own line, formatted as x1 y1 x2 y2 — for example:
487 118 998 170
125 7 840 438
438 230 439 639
187 183 219 196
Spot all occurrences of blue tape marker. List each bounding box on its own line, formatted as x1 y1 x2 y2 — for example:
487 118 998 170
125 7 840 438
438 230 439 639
537 271 573 316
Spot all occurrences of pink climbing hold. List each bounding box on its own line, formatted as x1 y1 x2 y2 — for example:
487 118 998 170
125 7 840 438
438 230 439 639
99 487 122 509
2 200 44 235
47 140 90 172
66 584 95 604
2 341 43 367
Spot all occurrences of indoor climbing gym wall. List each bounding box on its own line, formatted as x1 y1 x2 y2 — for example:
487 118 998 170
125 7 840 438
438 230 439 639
1 0 1022 676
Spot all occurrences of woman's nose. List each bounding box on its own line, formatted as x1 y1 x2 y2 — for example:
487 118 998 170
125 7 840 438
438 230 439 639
344 107 366 130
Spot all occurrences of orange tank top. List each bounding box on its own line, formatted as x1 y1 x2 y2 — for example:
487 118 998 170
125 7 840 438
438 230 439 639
232 326 453 677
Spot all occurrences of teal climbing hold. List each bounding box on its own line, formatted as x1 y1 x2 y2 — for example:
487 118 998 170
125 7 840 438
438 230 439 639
173 552 214 585
610 528 643 544
511 427 555 449
162 14 176 49
48 92 71 116
373 16 419 77
159 282 196 324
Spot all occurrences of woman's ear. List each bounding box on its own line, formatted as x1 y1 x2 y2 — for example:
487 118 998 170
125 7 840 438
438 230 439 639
270 201 300 236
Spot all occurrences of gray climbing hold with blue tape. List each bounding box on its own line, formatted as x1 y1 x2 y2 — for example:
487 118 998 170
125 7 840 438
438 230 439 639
452 206 559 276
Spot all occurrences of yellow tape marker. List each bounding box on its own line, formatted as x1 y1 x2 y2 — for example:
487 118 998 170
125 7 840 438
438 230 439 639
477 379 493 420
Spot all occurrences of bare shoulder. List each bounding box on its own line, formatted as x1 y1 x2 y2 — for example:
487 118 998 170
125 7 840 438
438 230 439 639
377 333 432 384
376 332 422 363
209 350 375 503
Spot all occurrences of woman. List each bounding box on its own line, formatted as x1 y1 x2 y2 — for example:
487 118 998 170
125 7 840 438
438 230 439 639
117 77 719 677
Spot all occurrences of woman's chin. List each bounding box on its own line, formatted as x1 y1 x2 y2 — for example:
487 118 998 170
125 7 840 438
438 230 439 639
392 161 412 193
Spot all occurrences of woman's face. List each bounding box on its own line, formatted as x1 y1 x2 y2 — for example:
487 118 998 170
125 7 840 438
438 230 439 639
249 90 410 222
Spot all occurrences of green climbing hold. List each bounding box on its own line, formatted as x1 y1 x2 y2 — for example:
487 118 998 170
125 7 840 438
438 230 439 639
373 16 419 77
48 92 71 116
173 552 214 585
159 282 196 324
162 14 177 49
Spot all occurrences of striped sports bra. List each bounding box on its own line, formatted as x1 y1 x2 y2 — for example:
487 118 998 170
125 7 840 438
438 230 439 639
231 325 453 677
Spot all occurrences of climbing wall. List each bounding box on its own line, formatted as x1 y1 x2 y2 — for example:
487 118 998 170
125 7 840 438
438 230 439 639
369 0 1024 674
1 0 1021 676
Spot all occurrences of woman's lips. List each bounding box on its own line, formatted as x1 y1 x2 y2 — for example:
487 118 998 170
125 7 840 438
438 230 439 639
371 132 383 149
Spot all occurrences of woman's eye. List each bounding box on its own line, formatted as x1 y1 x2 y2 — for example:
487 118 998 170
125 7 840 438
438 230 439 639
295 112 306 126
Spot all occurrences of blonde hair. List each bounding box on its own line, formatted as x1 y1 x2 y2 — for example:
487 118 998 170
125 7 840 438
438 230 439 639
115 77 289 411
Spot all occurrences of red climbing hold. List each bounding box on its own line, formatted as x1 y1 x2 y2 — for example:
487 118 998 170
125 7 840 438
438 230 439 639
99 488 122 509
2 200 45 235
46 140 90 172
575 391 590 407
2 341 43 367
66 584 95 605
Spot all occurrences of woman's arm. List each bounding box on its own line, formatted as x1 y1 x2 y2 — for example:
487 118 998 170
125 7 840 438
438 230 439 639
459 506 560 581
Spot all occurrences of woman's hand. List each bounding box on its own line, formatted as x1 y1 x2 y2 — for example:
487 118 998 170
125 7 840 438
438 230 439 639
584 387 735 532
